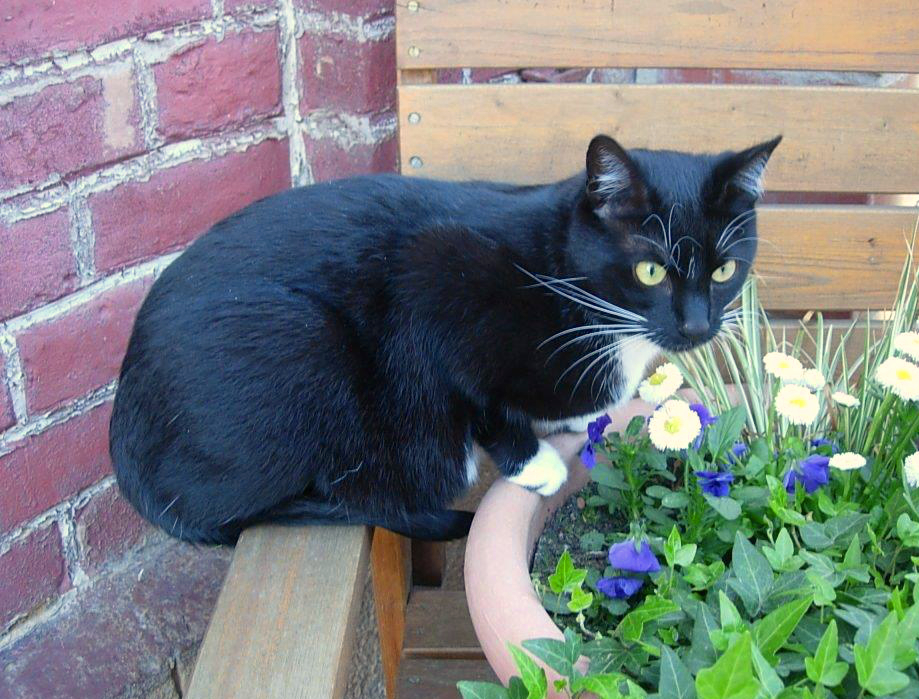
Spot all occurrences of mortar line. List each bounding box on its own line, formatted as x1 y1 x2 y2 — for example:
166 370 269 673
0 331 28 424
278 0 309 186
67 196 96 284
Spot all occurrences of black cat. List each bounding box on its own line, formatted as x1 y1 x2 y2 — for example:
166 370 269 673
109 134 780 544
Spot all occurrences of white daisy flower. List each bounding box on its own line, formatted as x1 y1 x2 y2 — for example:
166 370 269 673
829 452 866 471
764 351 804 383
894 331 919 362
648 399 702 451
638 362 683 404
775 384 820 425
831 391 859 408
802 368 826 391
905 453 919 488
876 357 919 401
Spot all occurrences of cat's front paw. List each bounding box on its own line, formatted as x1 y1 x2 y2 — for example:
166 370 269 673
507 440 568 496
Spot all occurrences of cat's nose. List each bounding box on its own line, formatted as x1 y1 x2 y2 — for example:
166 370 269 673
681 318 710 340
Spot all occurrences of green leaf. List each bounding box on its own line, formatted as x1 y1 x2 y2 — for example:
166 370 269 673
665 526 682 567
751 643 784 698
824 513 869 546
521 638 575 680
853 613 910 696
762 529 796 572
804 620 848 687
548 550 586 595
507 644 548 699
659 645 696 699
457 681 511 699
573 674 628 699
732 533 774 613
705 495 742 520
896 513 919 548
687 603 720 672
580 530 606 552
675 544 698 568
706 405 746 458
663 491 691 509
719 591 745 632
508 677 528 699
798 522 833 551
806 572 836 607
695 632 762 699
567 585 593 613
753 596 812 663
617 595 681 644
842 535 862 569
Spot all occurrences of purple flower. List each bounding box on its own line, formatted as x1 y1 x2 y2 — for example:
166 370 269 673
587 414 612 443
689 403 718 429
784 454 830 494
810 438 839 454
597 576 644 599
697 470 735 497
580 442 596 469
608 540 661 573
728 442 748 463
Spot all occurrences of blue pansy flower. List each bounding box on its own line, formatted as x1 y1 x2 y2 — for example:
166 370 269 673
696 470 735 497
580 442 596 469
728 442 748 463
784 454 830 494
810 438 839 454
689 403 717 449
587 414 612 444
597 576 644 599
608 540 661 573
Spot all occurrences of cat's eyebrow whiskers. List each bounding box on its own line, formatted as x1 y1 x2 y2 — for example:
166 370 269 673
716 209 757 252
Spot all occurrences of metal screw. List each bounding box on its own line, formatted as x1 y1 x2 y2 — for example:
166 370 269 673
408 45 421 58
407 0 420 11
409 156 423 169
408 112 421 124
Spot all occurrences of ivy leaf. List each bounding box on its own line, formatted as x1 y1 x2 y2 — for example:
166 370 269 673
824 513 869 546
762 529 798 572
806 571 836 607
719 591 745 632
799 522 833 551
548 550 586 595
457 681 511 699
507 644 549 699
567 586 593 613
508 677 528 699
804 620 848 687
705 495 742 520
752 596 812 663
521 638 575 680
572 673 629 699
695 632 762 699
750 643 784 698
896 513 919 548
732 533 774 613
853 613 910 696
617 595 681 644
659 645 696 699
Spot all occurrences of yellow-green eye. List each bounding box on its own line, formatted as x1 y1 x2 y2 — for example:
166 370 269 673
634 261 667 286
712 260 737 283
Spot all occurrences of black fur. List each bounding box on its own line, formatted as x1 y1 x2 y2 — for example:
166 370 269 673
109 135 780 544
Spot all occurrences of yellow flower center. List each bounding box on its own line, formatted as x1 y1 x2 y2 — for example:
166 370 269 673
790 398 807 408
779 361 790 369
897 369 912 381
664 417 682 434
649 372 666 386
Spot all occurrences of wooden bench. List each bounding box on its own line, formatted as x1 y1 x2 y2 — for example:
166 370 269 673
188 2 918 698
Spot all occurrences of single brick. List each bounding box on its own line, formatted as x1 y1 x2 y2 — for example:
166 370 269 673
0 210 78 321
299 32 395 114
17 278 153 414
0 523 70 630
0 354 14 432
295 0 392 18
91 139 291 273
224 0 275 11
1 0 211 64
305 132 397 182
75 484 151 575
155 30 282 141
0 402 113 533
0 70 142 191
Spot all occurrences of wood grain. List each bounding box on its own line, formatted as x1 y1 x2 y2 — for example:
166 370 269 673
396 0 919 72
371 528 411 699
397 657 497 699
186 525 370 699
398 83 919 193
403 590 484 659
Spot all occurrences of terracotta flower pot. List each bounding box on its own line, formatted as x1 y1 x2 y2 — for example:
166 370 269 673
464 398 659 696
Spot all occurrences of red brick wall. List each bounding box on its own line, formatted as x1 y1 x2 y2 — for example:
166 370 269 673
0 0 396 650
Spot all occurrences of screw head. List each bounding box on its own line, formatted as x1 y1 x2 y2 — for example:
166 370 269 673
407 112 421 124
409 156 423 169
408 45 421 58
407 0 420 11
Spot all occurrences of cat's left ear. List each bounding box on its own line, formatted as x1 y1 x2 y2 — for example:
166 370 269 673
709 135 782 205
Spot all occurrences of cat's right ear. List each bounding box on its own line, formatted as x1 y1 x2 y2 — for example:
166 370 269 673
585 135 648 212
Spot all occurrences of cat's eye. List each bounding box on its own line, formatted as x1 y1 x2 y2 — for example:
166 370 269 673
712 260 737 283
634 261 667 286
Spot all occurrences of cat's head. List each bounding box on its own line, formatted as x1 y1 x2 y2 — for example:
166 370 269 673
564 134 782 353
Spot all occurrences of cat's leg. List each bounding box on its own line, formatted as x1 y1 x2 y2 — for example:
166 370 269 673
475 410 568 496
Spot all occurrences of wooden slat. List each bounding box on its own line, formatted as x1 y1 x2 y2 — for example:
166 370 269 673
396 0 919 72
397 658 497 699
398 83 919 193
403 590 484 659
186 525 370 699
756 206 916 310
372 528 412 699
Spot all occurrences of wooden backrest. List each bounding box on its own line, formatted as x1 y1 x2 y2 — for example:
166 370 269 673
395 1 919 311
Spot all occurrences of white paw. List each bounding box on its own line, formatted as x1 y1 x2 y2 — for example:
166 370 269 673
507 440 568 496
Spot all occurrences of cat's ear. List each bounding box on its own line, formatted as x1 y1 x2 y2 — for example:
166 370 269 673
585 135 648 211
710 135 782 204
